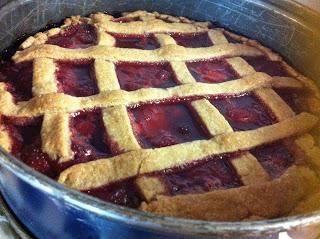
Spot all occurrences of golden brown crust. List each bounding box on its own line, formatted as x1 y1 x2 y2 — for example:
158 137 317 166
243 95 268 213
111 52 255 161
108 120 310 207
0 10 319 221
102 106 141 152
230 153 270 185
58 113 318 190
0 73 273 117
13 44 263 63
140 166 320 221
41 113 72 162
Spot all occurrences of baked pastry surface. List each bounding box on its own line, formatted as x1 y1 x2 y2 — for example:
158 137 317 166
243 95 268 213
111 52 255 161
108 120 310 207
0 10 319 221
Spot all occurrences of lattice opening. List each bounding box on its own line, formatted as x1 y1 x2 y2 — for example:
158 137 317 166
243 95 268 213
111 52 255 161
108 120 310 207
210 94 277 131
187 59 239 83
47 23 97 49
128 100 209 148
56 59 98 97
171 32 213 48
116 62 178 91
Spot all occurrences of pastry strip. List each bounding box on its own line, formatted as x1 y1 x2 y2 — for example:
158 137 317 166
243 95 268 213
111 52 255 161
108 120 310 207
58 112 318 190
13 44 263 63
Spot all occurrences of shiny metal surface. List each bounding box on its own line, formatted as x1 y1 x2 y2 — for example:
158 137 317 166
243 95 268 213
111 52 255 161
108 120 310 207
0 0 319 238
0 195 33 239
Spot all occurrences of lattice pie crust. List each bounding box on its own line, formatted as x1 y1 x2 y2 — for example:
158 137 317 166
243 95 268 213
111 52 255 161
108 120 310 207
0 11 320 221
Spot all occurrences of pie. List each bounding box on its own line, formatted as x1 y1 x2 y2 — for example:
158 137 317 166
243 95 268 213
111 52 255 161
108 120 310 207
0 10 320 221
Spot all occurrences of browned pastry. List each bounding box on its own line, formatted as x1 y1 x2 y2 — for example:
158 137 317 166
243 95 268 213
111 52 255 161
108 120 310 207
0 10 319 221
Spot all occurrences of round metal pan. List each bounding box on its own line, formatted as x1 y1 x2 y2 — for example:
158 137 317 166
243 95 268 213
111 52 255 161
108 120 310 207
0 0 319 238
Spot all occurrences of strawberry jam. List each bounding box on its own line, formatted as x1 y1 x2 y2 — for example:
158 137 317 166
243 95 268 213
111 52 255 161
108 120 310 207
242 56 290 77
274 89 303 114
224 34 242 44
2 116 56 177
129 101 208 148
69 109 111 164
47 24 97 49
0 61 33 101
84 177 142 208
211 94 277 131
111 33 160 50
171 32 213 48
56 60 98 97
157 154 242 195
112 17 141 23
116 62 177 91
187 59 238 83
251 142 294 179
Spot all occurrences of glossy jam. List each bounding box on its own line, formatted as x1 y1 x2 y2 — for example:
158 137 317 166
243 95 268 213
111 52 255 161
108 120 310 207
84 177 142 208
158 154 242 195
211 94 277 131
116 62 177 91
0 18 304 209
242 56 290 77
47 24 97 49
0 61 33 101
187 59 238 83
69 109 111 164
129 102 208 148
171 32 213 48
274 88 303 114
111 33 160 50
56 60 98 97
251 142 294 179
2 116 57 177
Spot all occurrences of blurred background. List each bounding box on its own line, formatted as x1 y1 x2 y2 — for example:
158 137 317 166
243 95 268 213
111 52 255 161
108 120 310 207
296 0 320 10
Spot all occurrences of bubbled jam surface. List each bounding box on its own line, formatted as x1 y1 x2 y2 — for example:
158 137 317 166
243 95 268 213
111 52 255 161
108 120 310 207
47 24 97 49
187 59 238 83
69 109 111 164
158 154 242 195
211 94 277 131
171 32 213 48
0 61 33 101
116 62 177 91
84 177 142 208
2 116 57 177
129 101 208 148
111 33 160 50
56 60 98 97
251 143 295 179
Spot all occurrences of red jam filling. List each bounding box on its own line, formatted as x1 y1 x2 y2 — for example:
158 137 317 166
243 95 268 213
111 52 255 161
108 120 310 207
274 88 303 114
171 32 213 48
83 177 142 208
157 154 242 195
116 62 177 91
69 109 111 164
47 24 97 49
2 116 56 177
0 61 33 101
56 60 98 97
210 94 277 131
129 101 208 148
111 33 160 50
242 56 291 77
112 17 141 23
250 142 294 179
224 34 242 44
187 59 239 83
